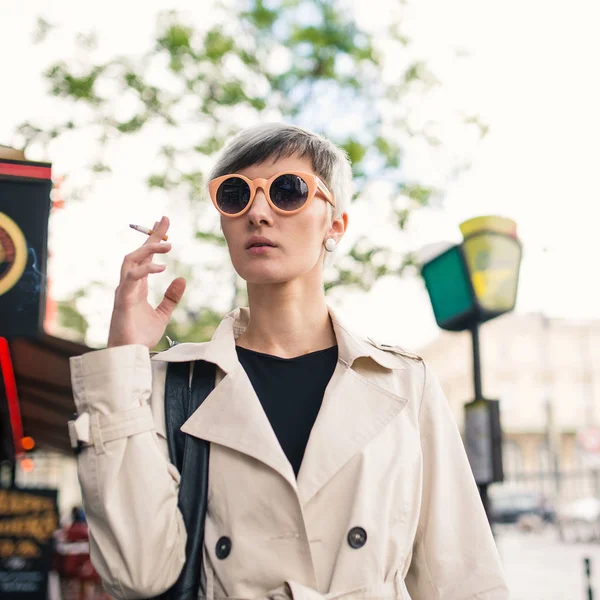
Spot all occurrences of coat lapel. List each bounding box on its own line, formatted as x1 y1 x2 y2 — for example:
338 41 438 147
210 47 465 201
180 366 296 489
296 361 408 506
296 306 411 505
152 308 296 489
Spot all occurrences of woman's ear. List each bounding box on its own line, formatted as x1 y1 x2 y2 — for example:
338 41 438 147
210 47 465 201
326 212 348 244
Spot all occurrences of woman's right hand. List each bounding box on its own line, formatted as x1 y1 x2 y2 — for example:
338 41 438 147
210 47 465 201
107 216 187 349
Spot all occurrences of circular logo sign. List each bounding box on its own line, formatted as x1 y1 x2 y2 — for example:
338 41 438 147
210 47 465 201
0 212 27 297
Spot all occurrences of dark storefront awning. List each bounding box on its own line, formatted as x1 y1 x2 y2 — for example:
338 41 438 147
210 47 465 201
9 334 92 454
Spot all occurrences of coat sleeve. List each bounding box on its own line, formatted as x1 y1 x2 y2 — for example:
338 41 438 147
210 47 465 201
404 362 510 600
69 345 186 599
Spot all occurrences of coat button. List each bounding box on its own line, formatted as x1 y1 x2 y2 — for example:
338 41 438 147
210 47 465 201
215 536 232 559
347 526 367 549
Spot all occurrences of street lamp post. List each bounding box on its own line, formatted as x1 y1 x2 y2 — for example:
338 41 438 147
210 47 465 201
421 216 522 522
469 321 493 521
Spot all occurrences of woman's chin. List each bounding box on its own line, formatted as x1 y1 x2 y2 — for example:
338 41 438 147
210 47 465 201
245 273 291 285
235 261 301 285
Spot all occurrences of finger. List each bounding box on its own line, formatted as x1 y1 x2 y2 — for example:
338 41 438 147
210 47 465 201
121 243 170 279
142 221 160 246
155 277 186 320
125 242 171 265
121 262 166 289
148 216 170 244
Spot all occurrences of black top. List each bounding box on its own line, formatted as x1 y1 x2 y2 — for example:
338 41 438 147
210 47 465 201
235 344 338 476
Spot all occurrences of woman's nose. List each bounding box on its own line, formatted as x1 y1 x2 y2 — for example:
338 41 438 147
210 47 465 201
247 190 273 226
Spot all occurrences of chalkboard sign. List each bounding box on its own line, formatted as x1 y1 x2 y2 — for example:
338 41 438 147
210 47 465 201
0 487 59 600
0 159 52 338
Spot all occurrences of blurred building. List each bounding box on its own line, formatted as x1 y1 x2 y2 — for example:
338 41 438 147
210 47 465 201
420 312 600 501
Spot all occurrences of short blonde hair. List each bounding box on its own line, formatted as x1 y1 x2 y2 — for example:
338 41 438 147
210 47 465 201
208 122 353 267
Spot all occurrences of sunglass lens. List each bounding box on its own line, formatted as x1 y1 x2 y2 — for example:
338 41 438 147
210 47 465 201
216 177 251 214
270 174 309 211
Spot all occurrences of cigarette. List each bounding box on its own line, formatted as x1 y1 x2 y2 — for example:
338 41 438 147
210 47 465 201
129 223 168 242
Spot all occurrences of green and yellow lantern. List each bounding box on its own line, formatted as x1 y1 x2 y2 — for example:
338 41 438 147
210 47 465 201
421 216 522 332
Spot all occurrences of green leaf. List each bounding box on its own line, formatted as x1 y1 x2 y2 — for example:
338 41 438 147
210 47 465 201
324 268 368 292
374 137 401 168
340 139 367 166
160 145 177 159
181 171 204 187
249 96 267 111
161 307 225 348
194 137 224 155
34 17 55 44
404 61 426 83
241 0 278 29
76 32 98 51
147 172 182 190
397 208 410 229
116 114 147 133
239 50 260 66
217 81 247 106
464 114 490 138
124 71 143 91
156 21 195 73
400 184 434 206
204 30 235 62
195 231 227 246
388 24 410 46
45 63 105 103
57 300 88 339
157 23 193 54
147 174 168 188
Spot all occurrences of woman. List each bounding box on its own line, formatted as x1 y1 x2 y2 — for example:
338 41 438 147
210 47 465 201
68 123 509 600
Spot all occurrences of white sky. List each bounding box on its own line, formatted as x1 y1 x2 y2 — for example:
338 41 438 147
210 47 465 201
1 0 599 349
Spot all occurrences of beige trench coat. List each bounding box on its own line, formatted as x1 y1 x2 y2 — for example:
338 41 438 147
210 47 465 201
69 306 509 600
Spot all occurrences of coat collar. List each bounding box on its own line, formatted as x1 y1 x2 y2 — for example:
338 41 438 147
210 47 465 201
151 304 407 372
296 363 409 504
152 305 410 497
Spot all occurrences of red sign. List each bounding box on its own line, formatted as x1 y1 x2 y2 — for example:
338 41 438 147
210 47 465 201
0 337 23 459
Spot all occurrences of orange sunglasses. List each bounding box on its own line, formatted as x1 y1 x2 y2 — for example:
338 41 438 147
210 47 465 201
209 171 335 217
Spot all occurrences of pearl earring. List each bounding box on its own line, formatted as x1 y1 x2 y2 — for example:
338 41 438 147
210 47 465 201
324 238 336 252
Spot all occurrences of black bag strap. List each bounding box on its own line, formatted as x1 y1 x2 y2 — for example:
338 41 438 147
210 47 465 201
155 359 216 600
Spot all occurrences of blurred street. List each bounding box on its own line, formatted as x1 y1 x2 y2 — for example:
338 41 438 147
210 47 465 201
496 526 600 599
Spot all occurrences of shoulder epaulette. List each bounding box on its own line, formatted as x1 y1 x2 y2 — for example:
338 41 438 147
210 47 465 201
366 337 424 362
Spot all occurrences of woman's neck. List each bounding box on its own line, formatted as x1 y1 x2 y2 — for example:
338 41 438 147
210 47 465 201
235 283 337 359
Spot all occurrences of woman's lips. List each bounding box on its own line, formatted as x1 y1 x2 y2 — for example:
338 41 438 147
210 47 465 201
247 245 277 255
